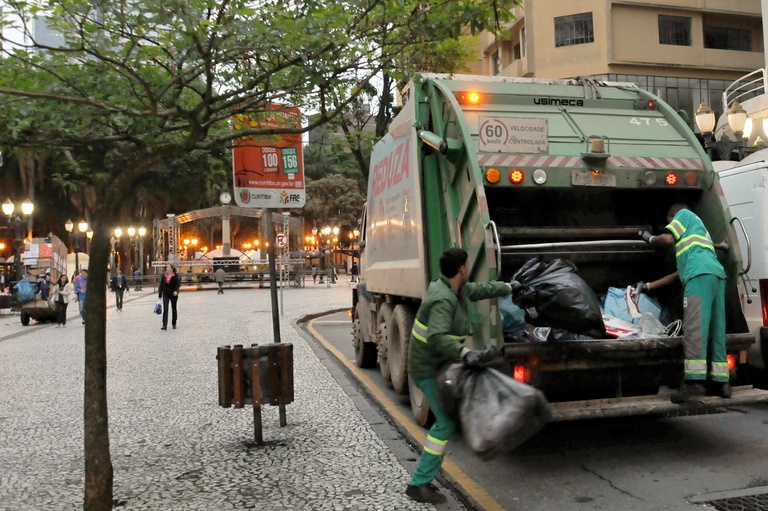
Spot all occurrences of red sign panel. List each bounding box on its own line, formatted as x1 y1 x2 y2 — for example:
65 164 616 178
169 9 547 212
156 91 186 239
232 105 305 208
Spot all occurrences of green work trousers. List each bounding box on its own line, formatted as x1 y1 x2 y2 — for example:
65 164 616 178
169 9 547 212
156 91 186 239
409 377 457 487
682 274 729 383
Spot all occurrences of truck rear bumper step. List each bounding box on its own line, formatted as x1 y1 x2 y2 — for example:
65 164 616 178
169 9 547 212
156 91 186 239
549 386 768 422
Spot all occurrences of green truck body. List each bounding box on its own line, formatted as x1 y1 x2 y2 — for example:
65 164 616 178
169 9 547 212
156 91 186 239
353 74 768 424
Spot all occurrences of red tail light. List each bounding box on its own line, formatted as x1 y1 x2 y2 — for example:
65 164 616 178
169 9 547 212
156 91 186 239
727 354 737 372
665 173 678 185
513 365 531 383
510 169 525 184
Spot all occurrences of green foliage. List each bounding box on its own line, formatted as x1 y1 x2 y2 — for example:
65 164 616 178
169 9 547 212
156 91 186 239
304 173 365 228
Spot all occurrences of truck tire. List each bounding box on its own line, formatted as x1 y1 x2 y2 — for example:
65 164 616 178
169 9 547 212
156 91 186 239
409 375 434 428
388 304 414 395
376 304 393 381
353 303 377 368
20 311 30 326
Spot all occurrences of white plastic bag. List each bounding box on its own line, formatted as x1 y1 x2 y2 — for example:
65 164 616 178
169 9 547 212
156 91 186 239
460 368 552 459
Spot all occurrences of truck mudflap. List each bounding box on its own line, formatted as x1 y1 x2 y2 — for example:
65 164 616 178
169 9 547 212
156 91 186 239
550 386 768 422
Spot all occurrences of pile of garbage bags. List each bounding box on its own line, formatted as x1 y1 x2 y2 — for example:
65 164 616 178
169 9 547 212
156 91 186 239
502 257 673 342
437 347 552 459
14 276 36 304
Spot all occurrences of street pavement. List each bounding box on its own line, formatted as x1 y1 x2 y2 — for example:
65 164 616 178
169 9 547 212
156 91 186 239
0 281 452 510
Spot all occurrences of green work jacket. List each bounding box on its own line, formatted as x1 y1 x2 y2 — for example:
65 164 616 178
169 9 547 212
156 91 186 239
665 209 725 286
407 276 510 381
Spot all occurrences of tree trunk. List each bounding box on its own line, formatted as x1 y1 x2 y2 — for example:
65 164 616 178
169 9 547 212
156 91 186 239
83 226 113 510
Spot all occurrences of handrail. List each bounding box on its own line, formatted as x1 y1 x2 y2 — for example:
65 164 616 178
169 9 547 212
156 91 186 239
488 220 502 276
730 216 752 275
723 67 767 110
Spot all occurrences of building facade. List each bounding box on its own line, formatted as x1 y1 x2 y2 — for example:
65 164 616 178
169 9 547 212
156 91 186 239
477 0 763 128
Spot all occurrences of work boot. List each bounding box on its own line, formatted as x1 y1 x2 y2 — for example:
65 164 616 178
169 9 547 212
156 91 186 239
706 381 732 398
405 484 447 504
670 381 705 403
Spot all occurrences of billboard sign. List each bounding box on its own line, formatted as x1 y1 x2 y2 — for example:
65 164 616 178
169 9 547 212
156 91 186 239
233 105 306 208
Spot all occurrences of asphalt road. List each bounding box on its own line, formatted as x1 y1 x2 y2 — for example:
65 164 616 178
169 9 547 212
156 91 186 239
304 310 768 511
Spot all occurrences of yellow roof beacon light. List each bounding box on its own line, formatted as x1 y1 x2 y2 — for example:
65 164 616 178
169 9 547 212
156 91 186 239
456 91 482 106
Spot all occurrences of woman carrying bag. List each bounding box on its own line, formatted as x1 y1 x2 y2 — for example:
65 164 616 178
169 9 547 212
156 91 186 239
51 274 74 327
158 264 181 330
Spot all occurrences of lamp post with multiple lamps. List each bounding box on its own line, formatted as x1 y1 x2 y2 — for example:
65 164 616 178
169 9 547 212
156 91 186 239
695 100 760 162
64 219 93 276
314 225 339 284
110 227 123 277
2 198 34 283
127 226 147 275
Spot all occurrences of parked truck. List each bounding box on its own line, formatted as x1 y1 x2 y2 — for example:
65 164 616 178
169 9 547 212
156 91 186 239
351 73 768 425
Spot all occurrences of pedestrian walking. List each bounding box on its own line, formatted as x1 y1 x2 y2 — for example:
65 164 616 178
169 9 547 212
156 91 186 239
158 264 181 330
350 261 359 283
0 271 6 293
405 247 512 504
50 274 73 327
111 268 128 310
74 269 88 324
214 267 226 294
635 203 731 402
311 264 318 284
133 269 143 291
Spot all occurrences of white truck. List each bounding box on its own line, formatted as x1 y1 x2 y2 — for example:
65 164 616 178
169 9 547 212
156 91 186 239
715 149 768 384
352 73 768 426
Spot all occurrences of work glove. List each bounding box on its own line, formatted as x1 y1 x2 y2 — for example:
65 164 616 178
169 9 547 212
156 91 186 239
631 281 649 297
462 349 483 369
638 230 653 243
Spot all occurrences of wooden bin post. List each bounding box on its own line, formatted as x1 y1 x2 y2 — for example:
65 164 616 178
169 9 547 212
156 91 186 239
216 346 233 407
232 345 244 408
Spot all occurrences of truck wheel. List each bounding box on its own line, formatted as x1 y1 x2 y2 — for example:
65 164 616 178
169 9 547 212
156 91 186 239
20 312 30 326
389 304 414 395
409 375 434 428
376 304 393 381
353 304 377 368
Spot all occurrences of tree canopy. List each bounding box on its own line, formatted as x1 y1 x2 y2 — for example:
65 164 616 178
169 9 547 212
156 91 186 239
0 0 517 508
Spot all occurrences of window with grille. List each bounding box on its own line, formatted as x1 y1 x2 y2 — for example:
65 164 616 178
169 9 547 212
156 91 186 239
704 26 751 51
554 12 594 48
658 15 691 46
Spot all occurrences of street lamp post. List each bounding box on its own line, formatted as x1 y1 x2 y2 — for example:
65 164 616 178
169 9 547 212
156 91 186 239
64 219 91 275
696 100 758 162
111 227 123 277
2 198 34 283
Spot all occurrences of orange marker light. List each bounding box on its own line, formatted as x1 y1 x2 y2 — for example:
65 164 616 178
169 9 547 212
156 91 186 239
685 172 698 186
467 92 481 104
486 168 501 183
665 173 678 185
510 169 525 184
456 91 483 105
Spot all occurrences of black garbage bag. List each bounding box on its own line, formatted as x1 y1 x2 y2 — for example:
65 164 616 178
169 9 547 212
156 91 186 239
510 257 605 338
460 368 552 459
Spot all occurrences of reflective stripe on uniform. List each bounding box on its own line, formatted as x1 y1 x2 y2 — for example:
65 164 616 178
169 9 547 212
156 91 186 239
711 361 730 379
412 318 465 344
667 219 685 239
412 319 428 343
676 234 715 257
684 359 707 376
423 434 448 456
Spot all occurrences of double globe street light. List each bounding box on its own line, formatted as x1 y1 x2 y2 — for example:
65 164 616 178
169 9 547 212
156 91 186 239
64 219 93 275
695 100 756 162
2 198 34 282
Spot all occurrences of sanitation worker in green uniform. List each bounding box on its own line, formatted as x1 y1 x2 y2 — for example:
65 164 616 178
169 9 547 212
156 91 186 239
405 247 512 504
635 203 731 403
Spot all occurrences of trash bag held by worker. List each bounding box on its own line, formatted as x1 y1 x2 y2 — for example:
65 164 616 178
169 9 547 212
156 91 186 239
14 276 35 304
510 257 605 338
436 346 510 416
460 367 552 459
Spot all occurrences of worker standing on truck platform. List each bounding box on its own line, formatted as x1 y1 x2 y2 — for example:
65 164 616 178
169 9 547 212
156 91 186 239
635 203 731 402
405 247 512 504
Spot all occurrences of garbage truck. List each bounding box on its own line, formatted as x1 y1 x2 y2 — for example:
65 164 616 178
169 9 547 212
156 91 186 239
351 73 768 426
